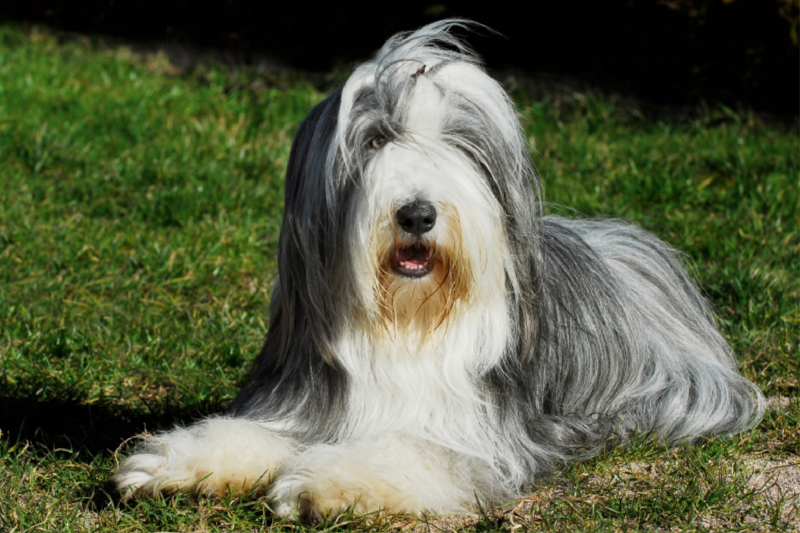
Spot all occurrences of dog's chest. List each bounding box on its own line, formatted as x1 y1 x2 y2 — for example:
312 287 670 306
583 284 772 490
340 341 486 439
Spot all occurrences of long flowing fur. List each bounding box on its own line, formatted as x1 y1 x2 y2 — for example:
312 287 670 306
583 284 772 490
114 20 764 518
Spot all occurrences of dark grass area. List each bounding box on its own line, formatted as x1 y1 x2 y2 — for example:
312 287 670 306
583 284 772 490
2 0 798 115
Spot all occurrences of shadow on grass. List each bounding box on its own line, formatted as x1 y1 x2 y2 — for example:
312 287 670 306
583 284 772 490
0 382 230 508
0 383 226 457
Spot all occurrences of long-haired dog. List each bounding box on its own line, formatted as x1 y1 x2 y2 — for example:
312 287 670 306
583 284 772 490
115 20 764 518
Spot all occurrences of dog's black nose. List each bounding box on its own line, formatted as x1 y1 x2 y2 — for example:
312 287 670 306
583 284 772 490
397 201 436 237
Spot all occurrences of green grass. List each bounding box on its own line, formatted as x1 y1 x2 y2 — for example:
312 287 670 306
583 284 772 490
0 25 798 532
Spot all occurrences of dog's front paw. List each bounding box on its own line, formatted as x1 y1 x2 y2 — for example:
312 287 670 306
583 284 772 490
269 471 371 521
115 439 206 499
268 438 479 520
268 441 435 520
114 418 297 499
115 452 167 499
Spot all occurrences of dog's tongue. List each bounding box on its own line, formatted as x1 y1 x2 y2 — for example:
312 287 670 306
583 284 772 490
397 246 431 267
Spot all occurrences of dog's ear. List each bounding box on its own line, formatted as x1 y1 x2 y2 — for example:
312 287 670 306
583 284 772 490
276 89 347 367
229 91 350 419
283 88 343 206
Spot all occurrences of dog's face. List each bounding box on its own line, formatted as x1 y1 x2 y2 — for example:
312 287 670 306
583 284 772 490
348 64 509 340
278 23 542 365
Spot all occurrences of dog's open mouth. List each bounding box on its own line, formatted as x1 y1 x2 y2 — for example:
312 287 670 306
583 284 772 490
391 244 434 278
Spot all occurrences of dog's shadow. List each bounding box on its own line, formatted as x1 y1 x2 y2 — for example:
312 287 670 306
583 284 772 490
0 382 227 509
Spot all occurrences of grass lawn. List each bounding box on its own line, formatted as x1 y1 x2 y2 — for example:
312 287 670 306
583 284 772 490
0 25 797 532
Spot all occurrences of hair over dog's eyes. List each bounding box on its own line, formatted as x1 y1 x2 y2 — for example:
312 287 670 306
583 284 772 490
368 136 387 150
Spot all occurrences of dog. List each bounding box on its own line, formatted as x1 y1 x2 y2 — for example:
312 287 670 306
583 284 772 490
114 20 765 519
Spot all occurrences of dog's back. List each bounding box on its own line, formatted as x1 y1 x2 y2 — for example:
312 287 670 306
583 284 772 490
530 216 763 440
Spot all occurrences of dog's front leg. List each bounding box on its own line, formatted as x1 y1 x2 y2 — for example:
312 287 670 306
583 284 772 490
269 434 481 519
115 417 297 499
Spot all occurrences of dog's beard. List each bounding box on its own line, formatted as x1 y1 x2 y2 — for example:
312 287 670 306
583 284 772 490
369 208 473 345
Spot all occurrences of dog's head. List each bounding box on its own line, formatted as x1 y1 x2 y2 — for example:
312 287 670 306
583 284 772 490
275 20 542 365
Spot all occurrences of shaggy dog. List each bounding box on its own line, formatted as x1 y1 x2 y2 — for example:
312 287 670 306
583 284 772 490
115 20 764 519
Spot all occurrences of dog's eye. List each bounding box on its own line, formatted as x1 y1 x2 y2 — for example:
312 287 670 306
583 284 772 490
368 136 386 150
